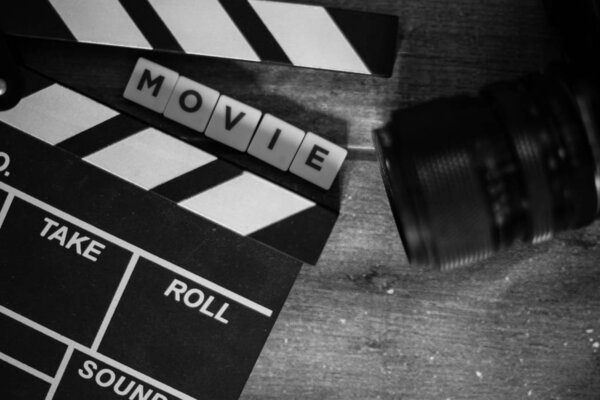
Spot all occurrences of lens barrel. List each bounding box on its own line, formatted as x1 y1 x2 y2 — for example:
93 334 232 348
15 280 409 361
374 70 600 269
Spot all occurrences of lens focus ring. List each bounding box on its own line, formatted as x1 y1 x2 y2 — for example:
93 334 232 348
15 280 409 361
415 148 495 269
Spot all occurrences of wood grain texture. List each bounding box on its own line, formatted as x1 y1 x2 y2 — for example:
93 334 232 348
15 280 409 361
11 0 600 399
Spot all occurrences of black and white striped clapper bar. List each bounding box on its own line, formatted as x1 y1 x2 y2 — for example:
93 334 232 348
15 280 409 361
1 0 399 76
0 68 338 265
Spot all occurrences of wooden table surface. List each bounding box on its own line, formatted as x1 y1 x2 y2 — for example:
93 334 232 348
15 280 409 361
12 0 600 399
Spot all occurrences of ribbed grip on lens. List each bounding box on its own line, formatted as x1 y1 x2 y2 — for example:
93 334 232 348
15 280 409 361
415 149 495 270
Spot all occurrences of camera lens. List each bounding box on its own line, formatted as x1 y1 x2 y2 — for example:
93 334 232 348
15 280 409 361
373 70 600 269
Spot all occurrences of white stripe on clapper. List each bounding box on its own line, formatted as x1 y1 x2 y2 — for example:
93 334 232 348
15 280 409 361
48 0 151 49
180 171 315 236
84 128 216 190
147 0 260 61
249 0 371 74
0 352 54 384
91 254 139 352
0 192 14 230
0 84 118 145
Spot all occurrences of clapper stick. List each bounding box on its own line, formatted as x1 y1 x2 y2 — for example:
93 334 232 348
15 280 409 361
0 0 399 76
0 68 338 264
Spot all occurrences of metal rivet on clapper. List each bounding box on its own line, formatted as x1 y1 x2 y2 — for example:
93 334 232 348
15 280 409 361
0 79 7 96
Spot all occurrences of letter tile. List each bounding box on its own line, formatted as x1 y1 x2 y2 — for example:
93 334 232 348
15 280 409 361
205 95 262 152
247 114 305 171
123 58 178 113
163 76 220 133
289 132 347 190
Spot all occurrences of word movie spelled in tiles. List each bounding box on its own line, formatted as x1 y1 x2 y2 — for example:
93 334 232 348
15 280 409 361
124 58 347 190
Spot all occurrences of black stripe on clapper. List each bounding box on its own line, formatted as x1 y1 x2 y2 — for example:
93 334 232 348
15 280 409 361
327 8 399 77
152 160 243 203
250 206 338 265
19 69 55 98
57 115 147 158
118 0 183 52
218 0 292 65
0 0 75 41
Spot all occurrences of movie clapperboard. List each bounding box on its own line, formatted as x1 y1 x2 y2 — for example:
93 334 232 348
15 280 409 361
0 1 398 400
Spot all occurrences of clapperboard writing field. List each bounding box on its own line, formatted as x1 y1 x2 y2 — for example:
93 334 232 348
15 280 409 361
0 68 312 400
1 0 399 76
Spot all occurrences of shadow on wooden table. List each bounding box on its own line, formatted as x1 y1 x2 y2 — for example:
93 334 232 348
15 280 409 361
457 227 600 398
